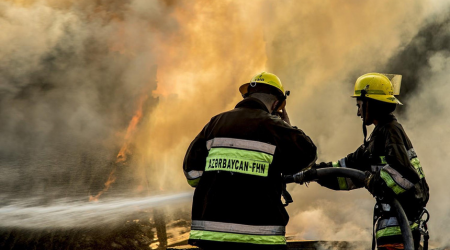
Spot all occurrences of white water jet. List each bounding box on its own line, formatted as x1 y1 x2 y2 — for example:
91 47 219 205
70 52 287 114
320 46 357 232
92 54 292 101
0 192 193 229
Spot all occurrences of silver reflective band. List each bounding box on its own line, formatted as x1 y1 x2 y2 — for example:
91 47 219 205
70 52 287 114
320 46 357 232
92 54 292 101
407 148 417 160
377 217 413 230
206 138 276 155
371 165 384 172
382 165 414 190
381 203 391 212
339 158 347 168
184 170 203 180
191 220 285 236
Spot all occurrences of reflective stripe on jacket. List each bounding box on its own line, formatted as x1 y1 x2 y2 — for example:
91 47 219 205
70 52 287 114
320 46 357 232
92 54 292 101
183 97 317 248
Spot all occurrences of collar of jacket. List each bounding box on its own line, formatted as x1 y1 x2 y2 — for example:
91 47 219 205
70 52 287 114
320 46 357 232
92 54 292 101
375 114 397 129
235 97 270 113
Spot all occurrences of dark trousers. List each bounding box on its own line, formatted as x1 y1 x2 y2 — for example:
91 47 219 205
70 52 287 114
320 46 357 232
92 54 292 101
377 229 422 250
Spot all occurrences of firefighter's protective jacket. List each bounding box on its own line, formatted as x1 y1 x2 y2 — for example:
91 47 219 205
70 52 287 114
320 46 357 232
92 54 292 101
317 114 429 247
183 97 317 249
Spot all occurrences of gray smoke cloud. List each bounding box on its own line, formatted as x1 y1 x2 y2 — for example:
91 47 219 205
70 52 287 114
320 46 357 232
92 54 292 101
375 6 450 247
0 0 167 200
0 0 449 248
402 52 450 248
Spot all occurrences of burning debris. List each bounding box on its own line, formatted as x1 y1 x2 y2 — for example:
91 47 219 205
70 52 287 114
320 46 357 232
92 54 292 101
90 93 150 202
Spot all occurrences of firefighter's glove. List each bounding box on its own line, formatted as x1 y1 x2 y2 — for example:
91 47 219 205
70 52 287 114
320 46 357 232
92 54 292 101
293 168 318 185
364 171 376 196
314 162 332 169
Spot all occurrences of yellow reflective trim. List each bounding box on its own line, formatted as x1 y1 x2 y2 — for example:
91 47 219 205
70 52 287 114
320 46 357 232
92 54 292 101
380 156 387 164
187 178 200 187
332 162 348 190
337 177 348 190
205 148 272 177
376 223 418 239
189 230 286 245
208 148 273 163
380 169 406 195
411 158 425 179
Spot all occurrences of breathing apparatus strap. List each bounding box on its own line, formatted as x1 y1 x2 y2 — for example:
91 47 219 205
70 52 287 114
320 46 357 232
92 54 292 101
361 86 369 147
281 181 293 207
417 207 430 250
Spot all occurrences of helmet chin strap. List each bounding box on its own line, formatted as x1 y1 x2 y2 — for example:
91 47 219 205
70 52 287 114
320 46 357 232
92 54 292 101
361 85 369 147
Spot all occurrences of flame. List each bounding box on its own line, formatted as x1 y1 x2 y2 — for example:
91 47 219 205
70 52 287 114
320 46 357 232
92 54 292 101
89 169 117 202
89 94 149 201
116 94 148 163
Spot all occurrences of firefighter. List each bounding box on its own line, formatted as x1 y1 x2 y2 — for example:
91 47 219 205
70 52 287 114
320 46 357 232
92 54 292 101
296 73 429 250
183 72 317 250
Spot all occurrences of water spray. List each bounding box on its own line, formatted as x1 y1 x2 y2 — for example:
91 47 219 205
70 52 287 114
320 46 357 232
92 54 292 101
0 192 193 229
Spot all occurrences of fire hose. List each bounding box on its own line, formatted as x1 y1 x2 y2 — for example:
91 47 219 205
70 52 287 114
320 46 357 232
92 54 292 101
284 167 415 250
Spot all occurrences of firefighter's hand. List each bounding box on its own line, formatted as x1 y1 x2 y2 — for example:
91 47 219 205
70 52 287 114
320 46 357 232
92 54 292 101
364 171 376 196
280 107 291 125
293 168 317 184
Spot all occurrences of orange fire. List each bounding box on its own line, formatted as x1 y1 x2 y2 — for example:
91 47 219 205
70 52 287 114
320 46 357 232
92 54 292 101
116 94 148 163
89 169 117 202
89 94 149 201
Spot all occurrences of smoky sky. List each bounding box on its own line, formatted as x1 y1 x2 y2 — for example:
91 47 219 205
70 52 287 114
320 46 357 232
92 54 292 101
385 12 450 101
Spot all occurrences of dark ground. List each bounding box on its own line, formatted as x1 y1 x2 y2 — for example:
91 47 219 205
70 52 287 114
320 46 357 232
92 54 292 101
0 207 191 250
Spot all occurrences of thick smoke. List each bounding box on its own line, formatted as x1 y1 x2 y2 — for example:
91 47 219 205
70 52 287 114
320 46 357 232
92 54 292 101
0 0 166 199
258 0 431 245
0 0 449 248
384 9 450 245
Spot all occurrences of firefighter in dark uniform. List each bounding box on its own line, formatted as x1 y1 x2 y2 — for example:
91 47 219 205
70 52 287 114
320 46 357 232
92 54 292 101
298 73 429 249
183 72 317 250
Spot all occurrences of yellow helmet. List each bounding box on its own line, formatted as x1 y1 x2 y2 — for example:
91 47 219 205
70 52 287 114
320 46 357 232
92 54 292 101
352 73 403 105
239 72 287 110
